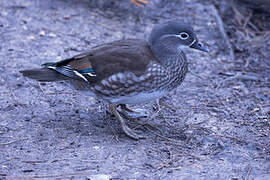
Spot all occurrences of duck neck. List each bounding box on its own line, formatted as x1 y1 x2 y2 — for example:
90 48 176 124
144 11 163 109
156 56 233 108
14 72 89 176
150 37 186 67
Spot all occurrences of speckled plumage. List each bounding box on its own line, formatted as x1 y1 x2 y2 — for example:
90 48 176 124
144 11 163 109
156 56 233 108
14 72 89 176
21 20 208 139
90 54 188 104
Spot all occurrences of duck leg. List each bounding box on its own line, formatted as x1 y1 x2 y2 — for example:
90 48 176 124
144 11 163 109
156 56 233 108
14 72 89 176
109 104 144 140
119 104 148 119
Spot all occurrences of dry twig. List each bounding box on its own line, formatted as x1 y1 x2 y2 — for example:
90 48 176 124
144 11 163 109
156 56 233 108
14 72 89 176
211 4 235 61
0 138 28 146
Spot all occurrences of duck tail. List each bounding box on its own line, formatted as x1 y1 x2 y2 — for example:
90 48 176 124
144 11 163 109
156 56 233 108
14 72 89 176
20 68 68 82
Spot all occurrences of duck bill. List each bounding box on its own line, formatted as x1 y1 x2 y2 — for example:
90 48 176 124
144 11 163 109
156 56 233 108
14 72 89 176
190 41 209 52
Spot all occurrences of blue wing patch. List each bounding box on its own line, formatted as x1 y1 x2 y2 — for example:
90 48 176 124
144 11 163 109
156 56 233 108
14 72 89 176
77 67 96 77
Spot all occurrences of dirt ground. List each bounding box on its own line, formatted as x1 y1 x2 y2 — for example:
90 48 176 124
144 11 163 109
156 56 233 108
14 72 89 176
0 0 269 179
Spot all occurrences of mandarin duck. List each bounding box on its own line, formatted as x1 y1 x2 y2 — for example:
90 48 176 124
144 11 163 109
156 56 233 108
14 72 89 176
21 20 208 139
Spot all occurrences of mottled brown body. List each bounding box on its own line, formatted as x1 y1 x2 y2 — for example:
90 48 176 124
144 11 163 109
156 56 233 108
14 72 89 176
89 54 188 104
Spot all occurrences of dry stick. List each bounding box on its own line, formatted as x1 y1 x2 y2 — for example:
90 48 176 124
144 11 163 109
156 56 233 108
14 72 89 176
245 167 252 180
230 1 258 32
0 138 28 146
243 11 252 30
211 5 235 61
216 72 258 89
149 99 162 120
3 171 95 179
188 70 205 80
145 126 185 146
21 160 48 164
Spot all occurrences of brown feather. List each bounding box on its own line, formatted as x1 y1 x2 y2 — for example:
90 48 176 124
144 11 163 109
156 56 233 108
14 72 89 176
67 39 155 83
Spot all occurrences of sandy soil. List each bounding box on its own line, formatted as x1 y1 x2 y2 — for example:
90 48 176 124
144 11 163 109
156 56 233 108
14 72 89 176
0 0 269 179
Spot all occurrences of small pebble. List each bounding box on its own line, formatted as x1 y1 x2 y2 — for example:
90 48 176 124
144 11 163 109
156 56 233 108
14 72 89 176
64 15 70 20
39 30 46 36
87 174 111 180
27 35 35 40
48 32 57 37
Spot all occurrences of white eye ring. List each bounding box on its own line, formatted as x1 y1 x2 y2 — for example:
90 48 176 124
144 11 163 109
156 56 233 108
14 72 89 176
179 32 189 40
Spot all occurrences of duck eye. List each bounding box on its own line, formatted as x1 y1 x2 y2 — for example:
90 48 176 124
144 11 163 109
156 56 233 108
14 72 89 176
179 32 189 39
